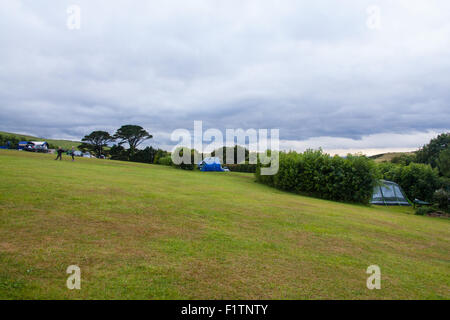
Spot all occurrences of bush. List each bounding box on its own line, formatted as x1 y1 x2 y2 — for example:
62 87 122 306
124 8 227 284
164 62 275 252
0 134 21 149
255 150 378 204
391 153 417 166
225 163 257 173
433 189 449 212
158 156 173 166
415 132 449 169
129 147 157 164
415 207 432 216
109 145 129 161
378 162 440 202
171 147 197 170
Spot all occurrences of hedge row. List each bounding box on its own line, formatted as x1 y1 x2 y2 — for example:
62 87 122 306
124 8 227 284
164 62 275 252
255 150 379 204
378 162 440 202
226 163 257 173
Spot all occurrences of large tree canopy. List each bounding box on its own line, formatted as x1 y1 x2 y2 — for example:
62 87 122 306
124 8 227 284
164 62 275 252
416 132 450 169
113 125 152 154
79 130 114 157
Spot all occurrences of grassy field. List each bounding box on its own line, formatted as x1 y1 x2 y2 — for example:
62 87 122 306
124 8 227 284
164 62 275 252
370 152 416 163
0 150 448 299
0 131 81 150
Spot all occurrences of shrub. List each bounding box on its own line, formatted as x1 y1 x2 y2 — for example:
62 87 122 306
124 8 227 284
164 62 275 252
0 134 20 149
378 162 440 202
255 149 378 204
415 207 432 216
433 189 449 212
225 164 257 173
171 147 197 170
415 132 449 169
158 156 173 166
391 153 416 166
129 147 158 164
109 145 129 161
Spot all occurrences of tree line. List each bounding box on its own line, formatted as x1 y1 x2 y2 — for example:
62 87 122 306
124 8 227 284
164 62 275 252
255 132 449 207
78 125 170 164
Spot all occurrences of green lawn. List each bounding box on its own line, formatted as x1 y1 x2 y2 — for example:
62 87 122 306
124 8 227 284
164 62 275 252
0 150 448 299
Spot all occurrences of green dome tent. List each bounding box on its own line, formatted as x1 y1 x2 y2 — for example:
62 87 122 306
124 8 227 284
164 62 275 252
371 180 411 206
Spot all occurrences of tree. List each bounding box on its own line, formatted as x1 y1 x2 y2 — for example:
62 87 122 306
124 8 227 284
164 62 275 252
79 131 114 158
113 125 152 155
212 145 250 164
109 144 128 161
391 153 416 166
437 147 450 178
416 133 450 169
129 146 157 164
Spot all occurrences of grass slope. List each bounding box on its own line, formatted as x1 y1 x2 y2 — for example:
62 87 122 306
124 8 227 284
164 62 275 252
0 150 448 299
0 131 81 150
370 152 416 163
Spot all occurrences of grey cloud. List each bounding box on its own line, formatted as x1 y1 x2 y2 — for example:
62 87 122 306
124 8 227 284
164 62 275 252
0 0 449 151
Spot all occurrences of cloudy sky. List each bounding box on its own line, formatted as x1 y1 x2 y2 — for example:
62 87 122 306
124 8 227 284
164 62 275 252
1 0 449 155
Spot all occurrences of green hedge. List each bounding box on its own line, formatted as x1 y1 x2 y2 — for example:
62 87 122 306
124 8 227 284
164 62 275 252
255 150 378 204
0 134 25 149
157 155 173 166
225 163 257 173
378 162 440 202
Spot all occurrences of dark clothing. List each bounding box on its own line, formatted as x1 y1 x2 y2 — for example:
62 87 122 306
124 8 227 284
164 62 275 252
55 149 64 160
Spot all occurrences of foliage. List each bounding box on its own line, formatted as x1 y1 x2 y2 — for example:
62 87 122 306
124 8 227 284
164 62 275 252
415 132 450 169
255 149 379 204
225 163 257 173
78 131 114 158
153 149 168 165
391 153 417 166
212 145 250 164
157 155 173 166
171 147 198 170
378 162 440 202
0 134 23 149
436 147 450 178
113 125 153 155
415 207 432 216
433 189 449 211
211 145 257 172
109 144 129 161
129 146 156 164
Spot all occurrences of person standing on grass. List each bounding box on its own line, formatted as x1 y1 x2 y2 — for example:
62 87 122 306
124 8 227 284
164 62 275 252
55 147 64 161
71 146 75 161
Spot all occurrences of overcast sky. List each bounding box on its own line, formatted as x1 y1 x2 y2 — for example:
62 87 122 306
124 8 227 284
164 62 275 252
1 0 449 155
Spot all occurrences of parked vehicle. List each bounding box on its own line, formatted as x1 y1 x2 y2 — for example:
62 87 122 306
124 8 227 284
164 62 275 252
21 141 49 153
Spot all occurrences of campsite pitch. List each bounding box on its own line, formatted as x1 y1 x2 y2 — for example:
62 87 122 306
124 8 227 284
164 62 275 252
0 150 448 299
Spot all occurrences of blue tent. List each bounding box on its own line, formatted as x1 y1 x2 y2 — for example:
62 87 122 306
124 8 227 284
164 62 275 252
18 141 31 150
198 157 224 172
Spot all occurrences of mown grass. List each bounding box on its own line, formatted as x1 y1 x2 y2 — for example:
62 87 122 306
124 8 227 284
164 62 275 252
0 150 448 299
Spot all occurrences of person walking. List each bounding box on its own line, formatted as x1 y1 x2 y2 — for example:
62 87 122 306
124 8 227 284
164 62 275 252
55 147 64 161
71 146 75 161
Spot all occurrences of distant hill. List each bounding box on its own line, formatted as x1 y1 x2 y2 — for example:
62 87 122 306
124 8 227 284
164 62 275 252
0 131 81 150
370 151 416 163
